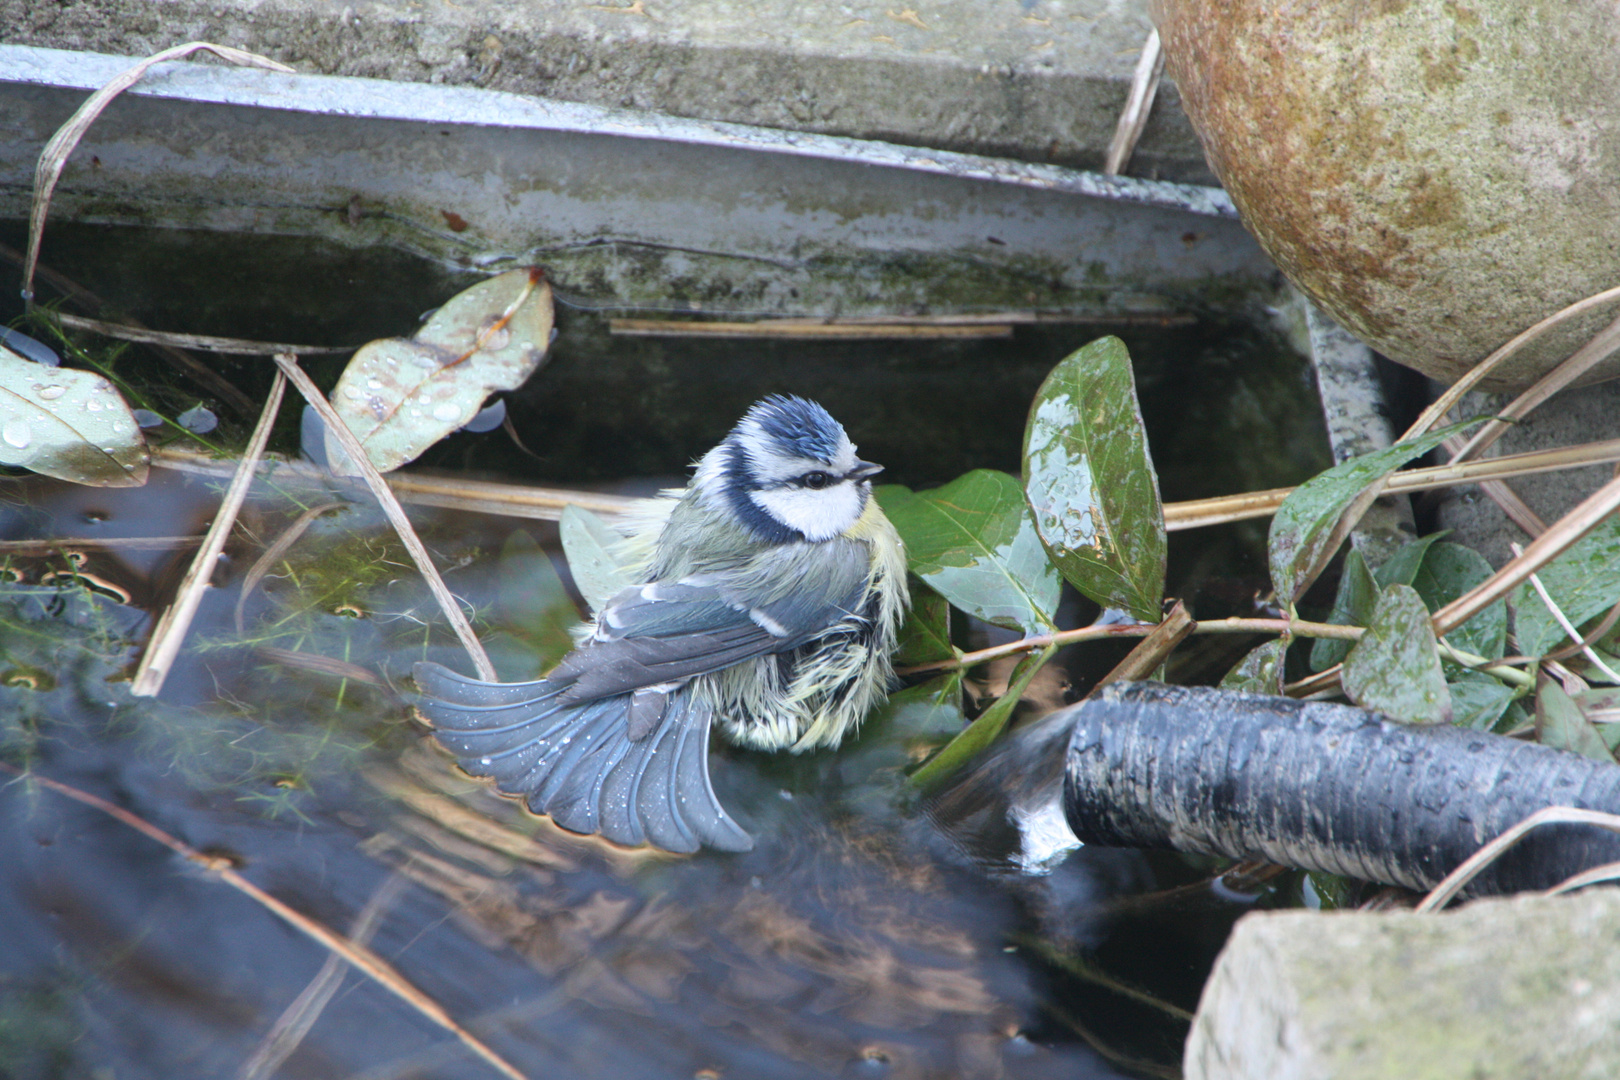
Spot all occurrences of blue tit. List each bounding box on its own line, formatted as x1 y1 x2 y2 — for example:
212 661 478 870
413 395 909 853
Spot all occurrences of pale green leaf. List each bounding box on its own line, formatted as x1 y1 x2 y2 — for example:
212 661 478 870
1310 547 1378 672
1412 541 1506 662
893 582 955 667
1513 513 1620 659
1022 336 1165 622
877 472 1061 634
909 644 1056 788
1222 638 1288 695
1269 421 1475 606
327 269 552 475
0 345 147 486
559 505 635 615
1341 584 1451 724
1537 679 1615 763
1449 673 1519 732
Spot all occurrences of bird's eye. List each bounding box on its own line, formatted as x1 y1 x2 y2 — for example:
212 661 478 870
802 471 832 490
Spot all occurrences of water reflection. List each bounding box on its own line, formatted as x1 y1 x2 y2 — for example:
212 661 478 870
0 472 1199 1080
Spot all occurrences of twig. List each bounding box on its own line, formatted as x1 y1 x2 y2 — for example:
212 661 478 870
131 372 286 696
1514 541 1620 683
1401 283 1620 442
1092 600 1193 689
895 616 1361 678
254 646 388 688
1544 859 1620 897
150 438 1620 532
608 318 1013 339
1434 640 1535 688
1441 435 1547 536
1163 437 1620 530
272 354 497 682
1416 806 1620 912
235 502 346 634
1431 469 1620 637
1103 28 1165 176
150 446 641 522
1448 311 1620 464
1545 596 1620 665
51 311 354 356
0 763 526 1080
0 536 204 553
239 873 409 1080
23 41 295 303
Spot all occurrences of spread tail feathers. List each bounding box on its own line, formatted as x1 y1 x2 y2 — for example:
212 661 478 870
411 662 754 853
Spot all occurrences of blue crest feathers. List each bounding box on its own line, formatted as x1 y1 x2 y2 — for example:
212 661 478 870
741 395 844 463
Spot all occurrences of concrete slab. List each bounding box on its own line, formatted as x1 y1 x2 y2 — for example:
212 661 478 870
0 0 1216 183
1187 889 1620 1080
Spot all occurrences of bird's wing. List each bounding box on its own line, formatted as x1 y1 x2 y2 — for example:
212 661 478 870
548 540 871 704
413 661 753 852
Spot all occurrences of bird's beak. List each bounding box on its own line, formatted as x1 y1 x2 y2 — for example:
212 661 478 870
848 459 884 481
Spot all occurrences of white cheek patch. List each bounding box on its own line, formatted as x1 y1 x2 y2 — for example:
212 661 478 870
750 483 864 542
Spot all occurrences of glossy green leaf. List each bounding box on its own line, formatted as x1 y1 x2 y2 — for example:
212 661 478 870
559 505 635 615
893 581 955 667
1269 421 1475 606
0 345 148 486
1310 548 1378 672
1449 673 1520 732
1341 584 1451 724
1513 513 1620 659
1537 679 1615 763
1412 541 1506 662
909 644 1057 788
1373 531 1447 589
1022 336 1165 622
1222 638 1288 695
876 472 1061 634
326 269 552 475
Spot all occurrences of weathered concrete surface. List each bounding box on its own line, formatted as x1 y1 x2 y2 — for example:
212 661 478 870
1433 383 1620 569
1187 889 1620 1080
1 0 1215 182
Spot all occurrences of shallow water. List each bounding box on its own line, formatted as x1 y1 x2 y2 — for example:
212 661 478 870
0 224 1326 1079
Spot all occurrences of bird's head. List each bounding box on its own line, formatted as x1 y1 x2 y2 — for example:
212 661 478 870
695 395 883 543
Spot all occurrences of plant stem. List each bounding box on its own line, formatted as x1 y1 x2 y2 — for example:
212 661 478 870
895 616 1363 677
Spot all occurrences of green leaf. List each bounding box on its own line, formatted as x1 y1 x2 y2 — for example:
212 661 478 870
1021 336 1165 622
1373 531 1448 589
559 505 635 615
1222 638 1288 695
1341 584 1451 724
1268 420 1476 607
876 472 1061 634
1411 541 1506 662
1513 513 1620 659
0 344 148 486
326 269 553 475
893 581 955 667
489 530 581 679
1310 548 1378 672
909 644 1057 788
1449 673 1520 731
1537 679 1615 762
1574 686 1620 724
